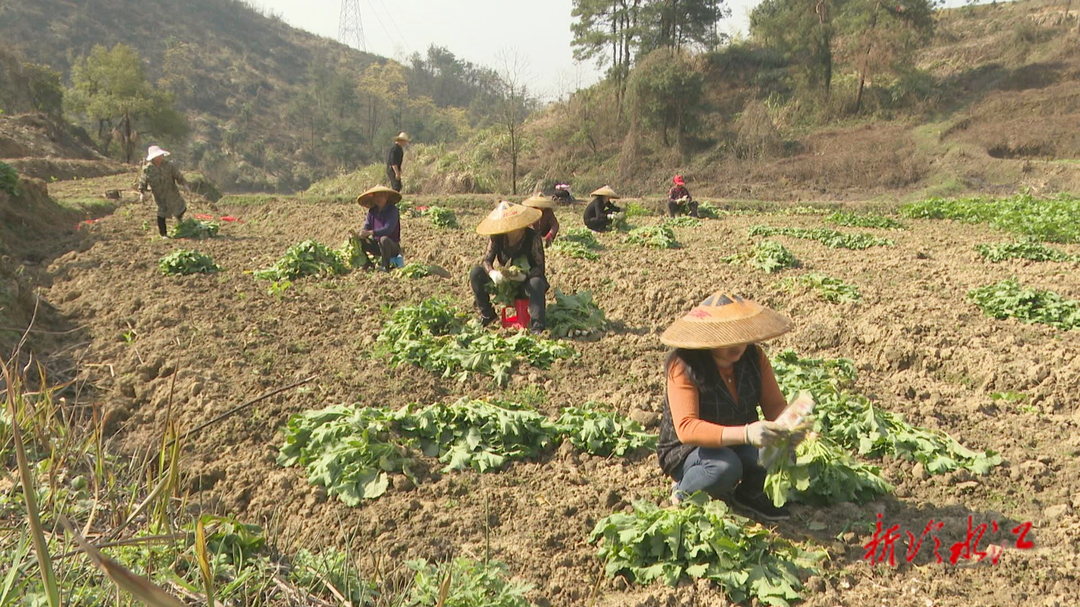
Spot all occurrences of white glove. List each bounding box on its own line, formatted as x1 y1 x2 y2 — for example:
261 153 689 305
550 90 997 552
138 192 145 203
744 420 787 448
489 270 504 285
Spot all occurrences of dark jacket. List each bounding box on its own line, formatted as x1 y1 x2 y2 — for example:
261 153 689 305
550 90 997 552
481 228 545 280
656 345 764 476
583 196 620 231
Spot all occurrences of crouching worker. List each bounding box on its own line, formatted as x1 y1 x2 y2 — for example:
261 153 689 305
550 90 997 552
355 185 402 272
138 145 187 237
522 193 559 247
469 202 547 333
657 292 797 521
583 185 622 232
668 175 698 218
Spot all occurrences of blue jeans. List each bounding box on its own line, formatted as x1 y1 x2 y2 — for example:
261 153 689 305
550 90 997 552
674 445 764 498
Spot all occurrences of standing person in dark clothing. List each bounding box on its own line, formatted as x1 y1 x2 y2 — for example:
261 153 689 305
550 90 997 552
656 291 798 522
137 145 187 237
355 185 402 272
386 132 410 192
667 175 699 218
469 202 548 333
522 193 559 246
583 185 622 232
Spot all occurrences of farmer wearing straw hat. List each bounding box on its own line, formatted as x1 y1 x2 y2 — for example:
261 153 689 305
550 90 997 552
386 132 410 192
137 145 188 237
583 185 622 232
657 292 798 521
355 185 403 272
469 201 548 333
522 193 559 247
667 175 698 218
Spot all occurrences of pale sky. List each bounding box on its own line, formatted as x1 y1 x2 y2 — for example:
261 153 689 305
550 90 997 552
248 0 975 100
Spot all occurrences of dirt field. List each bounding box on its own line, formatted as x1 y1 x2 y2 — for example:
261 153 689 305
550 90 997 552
18 181 1080 606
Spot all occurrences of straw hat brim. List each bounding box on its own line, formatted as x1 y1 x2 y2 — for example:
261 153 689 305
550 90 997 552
660 306 792 349
476 206 542 236
356 186 402 206
394 133 411 142
522 195 554 210
590 186 620 199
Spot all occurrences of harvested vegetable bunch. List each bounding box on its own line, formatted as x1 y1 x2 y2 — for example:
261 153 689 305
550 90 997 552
968 279 1080 330
486 256 531 306
159 249 221 275
772 350 1003 474
398 262 431 278
392 398 558 472
421 206 459 228
551 228 602 260
546 290 608 337
590 493 823 604
765 432 893 507
555 402 655 456
749 225 893 249
625 225 679 249
170 218 219 239
337 234 372 269
377 297 574 385
750 239 799 273
254 240 350 281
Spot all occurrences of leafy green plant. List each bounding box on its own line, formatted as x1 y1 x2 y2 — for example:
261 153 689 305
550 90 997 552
421 206 459 228
398 262 432 278
661 216 702 228
486 257 531 306
394 399 558 473
749 225 893 249
623 201 649 217
408 557 532 607
765 433 892 507
625 225 679 249
781 205 828 216
901 192 1080 243
546 290 608 337
158 249 221 275
551 228 601 260
0 161 19 197
696 200 723 218
750 240 799 273
826 211 906 230
968 279 1080 330
974 240 1078 263
254 240 350 281
336 234 372 269
771 351 1003 474
555 403 655 456
376 298 574 385
169 218 219 239
590 494 823 604
780 272 860 303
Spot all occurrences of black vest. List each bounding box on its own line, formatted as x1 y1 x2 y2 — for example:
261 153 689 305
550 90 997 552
656 345 763 476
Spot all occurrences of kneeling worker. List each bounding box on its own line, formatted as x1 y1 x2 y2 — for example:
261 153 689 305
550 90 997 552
469 201 548 333
355 185 402 272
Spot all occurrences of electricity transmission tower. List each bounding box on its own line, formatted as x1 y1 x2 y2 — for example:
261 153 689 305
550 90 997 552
338 0 367 51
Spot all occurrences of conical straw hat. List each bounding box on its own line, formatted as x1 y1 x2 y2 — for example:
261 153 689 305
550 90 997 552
356 185 402 207
476 201 542 236
660 292 792 349
522 193 554 210
590 185 620 199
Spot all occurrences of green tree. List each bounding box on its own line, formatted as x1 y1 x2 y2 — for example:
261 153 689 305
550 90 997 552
627 48 704 155
639 0 725 52
571 0 643 111
750 0 836 95
66 44 187 163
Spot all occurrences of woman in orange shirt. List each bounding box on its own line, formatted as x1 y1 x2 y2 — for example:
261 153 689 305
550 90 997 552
656 292 795 521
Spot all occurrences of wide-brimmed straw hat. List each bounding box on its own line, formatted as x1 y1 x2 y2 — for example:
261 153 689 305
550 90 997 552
590 185 620 199
476 201 542 236
356 185 402 207
660 292 792 349
146 145 170 161
521 193 554 210
394 132 411 143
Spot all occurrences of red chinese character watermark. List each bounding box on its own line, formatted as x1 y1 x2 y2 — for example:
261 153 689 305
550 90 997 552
860 515 1032 567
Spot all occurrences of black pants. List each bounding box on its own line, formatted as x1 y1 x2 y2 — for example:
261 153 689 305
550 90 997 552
469 266 547 330
584 216 610 232
361 235 401 270
667 200 699 218
386 170 402 192
157 211 185 236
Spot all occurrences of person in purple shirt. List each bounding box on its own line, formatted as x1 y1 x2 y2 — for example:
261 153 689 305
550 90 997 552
354 185 402 272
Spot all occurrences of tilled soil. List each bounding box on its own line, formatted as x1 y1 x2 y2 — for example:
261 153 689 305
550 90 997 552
26 193 1080 607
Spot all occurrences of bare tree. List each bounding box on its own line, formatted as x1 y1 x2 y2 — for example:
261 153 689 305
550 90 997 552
495 48 532 195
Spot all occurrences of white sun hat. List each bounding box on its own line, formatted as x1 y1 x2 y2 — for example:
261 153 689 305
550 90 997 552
146 145 170 161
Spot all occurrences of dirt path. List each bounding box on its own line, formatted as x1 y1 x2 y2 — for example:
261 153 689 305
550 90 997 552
35 194 1080 607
